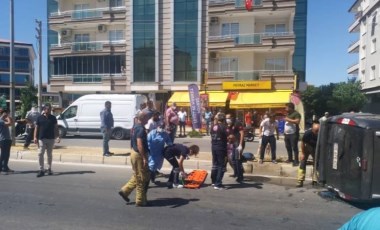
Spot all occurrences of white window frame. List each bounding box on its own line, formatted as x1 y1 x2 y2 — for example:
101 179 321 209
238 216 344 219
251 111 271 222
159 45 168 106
221 23 239 38
361 70 365 83
371 38 377 53
220 57 238 73
370 65 376 80
109 30 124 42
265 58 287 71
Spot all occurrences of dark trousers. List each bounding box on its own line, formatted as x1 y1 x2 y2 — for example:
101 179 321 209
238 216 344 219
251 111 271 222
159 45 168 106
164 154 180 184
0 139 12 170
284 133 299 163
211 145 227 187
24 127 35 147
179 121 186 135
260 135 277 160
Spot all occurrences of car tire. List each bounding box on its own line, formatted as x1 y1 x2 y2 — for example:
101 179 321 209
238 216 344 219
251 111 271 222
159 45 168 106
112 128 125 140
58 127 67 138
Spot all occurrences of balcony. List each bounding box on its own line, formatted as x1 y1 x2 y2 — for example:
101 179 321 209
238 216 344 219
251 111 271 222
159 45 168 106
347 62 359 75
209 0 295 13
348 39 360 53
49 7 126 27
209 70 294 81
49 40 126 56
349 17 360 33
209 32 295 50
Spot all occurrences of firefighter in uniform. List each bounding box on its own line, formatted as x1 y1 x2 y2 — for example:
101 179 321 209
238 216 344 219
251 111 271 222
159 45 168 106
296 123 320 187
119 112 150 206
210 113 227 190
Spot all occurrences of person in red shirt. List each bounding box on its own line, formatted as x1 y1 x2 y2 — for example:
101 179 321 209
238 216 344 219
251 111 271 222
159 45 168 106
244 111 252 130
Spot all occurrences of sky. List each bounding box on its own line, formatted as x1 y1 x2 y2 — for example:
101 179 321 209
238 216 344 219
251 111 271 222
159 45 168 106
0 0 358 86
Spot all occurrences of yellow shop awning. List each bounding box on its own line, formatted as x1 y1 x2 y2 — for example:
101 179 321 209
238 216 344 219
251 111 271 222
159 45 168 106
229 90 292 109
168 91 229 107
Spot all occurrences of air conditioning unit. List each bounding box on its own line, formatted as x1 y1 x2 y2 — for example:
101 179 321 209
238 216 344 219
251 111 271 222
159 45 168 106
98 24 107 33
209 52 219 59
210 17 219 25
60 29 72 37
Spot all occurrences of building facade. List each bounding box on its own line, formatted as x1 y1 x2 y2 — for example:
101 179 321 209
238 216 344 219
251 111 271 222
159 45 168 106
348 0 380 113
47 0 306 113
47 0 207 108
0 40 36 103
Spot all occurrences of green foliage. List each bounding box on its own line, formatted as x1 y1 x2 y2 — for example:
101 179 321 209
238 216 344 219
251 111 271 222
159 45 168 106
332 81 367 112
301 80 366 120
20 84 38 118
187 130 203 138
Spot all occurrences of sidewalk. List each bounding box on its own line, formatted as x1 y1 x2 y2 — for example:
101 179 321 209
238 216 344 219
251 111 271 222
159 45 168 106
10 144 314 180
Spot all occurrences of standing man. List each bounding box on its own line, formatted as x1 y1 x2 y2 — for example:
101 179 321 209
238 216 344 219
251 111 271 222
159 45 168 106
119 112 150 207
100 101 114 157
251 110 259 136
258 114 279 164
297 123 320 187
165 102 179 142
142 100 155 121
225 113 245 182
284 102 301 166
23 104 40 149
34 104 60 177
177 107 187 137
244 111 252 130
203 107 213 136
0 109 14 173
210 113 227 189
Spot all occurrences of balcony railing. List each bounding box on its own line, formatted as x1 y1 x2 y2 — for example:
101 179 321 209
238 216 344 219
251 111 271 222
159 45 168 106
50 6 126 20
51 74 124 83
209 0 263 7
209 70 294 80
209 32 294 45
50 40 126 51
235 0 263 8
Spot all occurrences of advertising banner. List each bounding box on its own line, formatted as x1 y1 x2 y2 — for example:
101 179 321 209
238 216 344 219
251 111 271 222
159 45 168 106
188 84 202 129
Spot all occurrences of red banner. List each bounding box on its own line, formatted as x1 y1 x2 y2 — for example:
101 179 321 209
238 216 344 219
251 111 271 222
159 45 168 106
245 0 252 11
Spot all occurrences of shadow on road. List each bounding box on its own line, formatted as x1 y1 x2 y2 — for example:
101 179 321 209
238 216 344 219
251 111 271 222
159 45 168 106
148 198 199 208
7 170 95 176
225 182 263 190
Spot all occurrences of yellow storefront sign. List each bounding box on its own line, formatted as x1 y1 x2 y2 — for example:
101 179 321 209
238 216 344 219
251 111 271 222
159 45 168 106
222 81 271 90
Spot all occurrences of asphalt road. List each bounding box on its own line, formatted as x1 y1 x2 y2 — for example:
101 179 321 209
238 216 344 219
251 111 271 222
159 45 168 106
0 161 362 230
58 135 290 158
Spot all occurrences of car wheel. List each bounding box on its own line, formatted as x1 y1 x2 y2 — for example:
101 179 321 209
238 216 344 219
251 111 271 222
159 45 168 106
58 127 67 138
112 128 125 140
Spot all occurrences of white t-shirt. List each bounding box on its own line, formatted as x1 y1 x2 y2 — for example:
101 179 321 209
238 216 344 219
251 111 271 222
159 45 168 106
178 111 187 122
260 118 278 136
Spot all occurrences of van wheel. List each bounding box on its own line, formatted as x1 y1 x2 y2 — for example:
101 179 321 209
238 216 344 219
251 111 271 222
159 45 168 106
58 127 67 138
112 128 125 140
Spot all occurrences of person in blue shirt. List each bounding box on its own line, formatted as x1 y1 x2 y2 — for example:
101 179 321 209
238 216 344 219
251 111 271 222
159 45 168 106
203 107 213 136
100 101 114 157
147 125 172 183
339 207 380 230
163 144 199 188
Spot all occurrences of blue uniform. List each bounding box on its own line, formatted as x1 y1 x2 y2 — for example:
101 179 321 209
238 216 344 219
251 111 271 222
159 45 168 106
147 129 172 172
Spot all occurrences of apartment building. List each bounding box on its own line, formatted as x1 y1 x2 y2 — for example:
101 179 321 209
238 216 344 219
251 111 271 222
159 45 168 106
47 0 207 108
348 0 380 113
187 0 307 115
0 40 35 102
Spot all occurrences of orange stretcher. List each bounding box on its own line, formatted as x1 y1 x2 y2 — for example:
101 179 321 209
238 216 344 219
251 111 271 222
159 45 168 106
183 170 208 189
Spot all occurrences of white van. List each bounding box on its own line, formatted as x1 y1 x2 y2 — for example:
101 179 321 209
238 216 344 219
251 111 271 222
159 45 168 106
57 94 147 140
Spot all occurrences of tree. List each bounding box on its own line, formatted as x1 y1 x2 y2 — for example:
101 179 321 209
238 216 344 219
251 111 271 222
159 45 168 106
20 84 38 118
301 85 321 119
332 81 367 113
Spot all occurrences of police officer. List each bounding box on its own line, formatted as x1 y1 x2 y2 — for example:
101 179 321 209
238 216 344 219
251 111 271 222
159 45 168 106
225 113 245 183
210 113 227 190
296 123 320 187
119 112 150 206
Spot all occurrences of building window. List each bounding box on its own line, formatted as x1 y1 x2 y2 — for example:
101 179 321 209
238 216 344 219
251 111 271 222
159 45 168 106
361 70 365 83
362 18 367 35
109 30 124 42
361 45 366 59
110 0 123 7
371 12 377 36
173 0 198 82
265 58 286 70
371 38 377 53
220 57 238 73
133 0 155 82
370 65 376 80
221 23 239 38
265 24 286 35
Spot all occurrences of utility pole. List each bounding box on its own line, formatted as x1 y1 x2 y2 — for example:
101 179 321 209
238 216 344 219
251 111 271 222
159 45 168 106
35 19 42 112
9 0 16 145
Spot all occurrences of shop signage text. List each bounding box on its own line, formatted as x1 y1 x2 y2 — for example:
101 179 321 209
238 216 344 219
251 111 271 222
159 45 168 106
222 81 271 90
